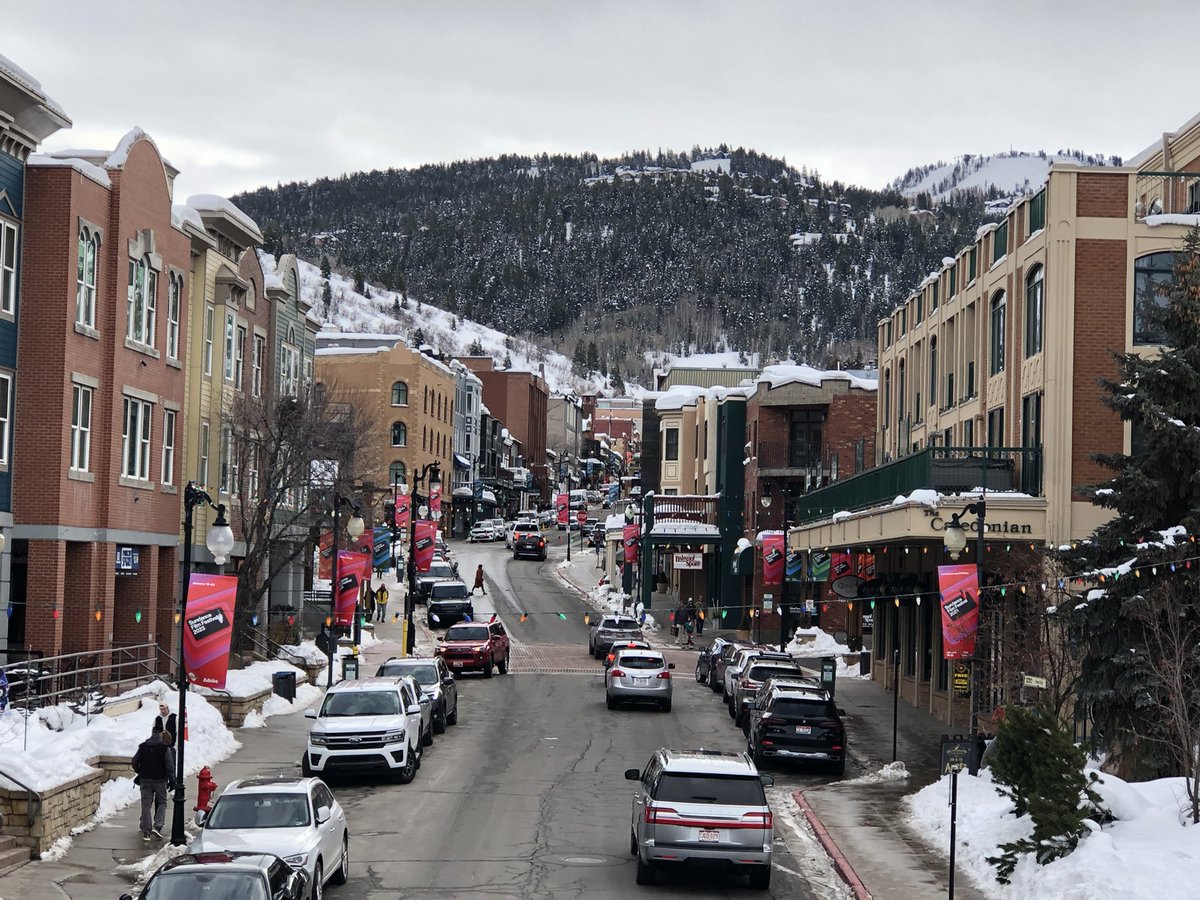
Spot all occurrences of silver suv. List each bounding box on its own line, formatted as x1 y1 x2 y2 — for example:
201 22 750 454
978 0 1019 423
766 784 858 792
624 748 774 889
589 615 642 659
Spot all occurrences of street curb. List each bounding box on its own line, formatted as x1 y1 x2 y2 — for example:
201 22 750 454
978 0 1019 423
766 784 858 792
792 789 872 900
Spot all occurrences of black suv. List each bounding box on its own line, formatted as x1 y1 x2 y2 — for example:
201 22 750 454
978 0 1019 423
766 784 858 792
747 685 847 775
427 580 474 628
513 530 548 560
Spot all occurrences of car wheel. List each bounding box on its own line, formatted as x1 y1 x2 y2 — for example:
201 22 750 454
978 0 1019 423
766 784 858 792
630 830 637 856
426 616 435 629
310 861 323 900
301 754 314 777
446 700 459 726
721 685 729 701
484 656 494 678
433 704 447 734
831 755 847 777
635 855 656 885
513 553 519 560
735 708 747 728
540 552 546 560
395 744 417 784
498 651 510 675
331 835 349 885
422 721 434 747
747 864 771 890
728 700 736 719
606 693 616 710
660 700 671 713
695 664 706 684
741 717 750 736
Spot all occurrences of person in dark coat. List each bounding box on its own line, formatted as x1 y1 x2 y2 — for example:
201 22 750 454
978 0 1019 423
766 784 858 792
132 722 176 841
155 700 178 747
472 564 487 596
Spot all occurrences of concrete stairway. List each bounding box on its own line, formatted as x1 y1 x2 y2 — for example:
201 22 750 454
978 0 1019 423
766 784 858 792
0 835 30 878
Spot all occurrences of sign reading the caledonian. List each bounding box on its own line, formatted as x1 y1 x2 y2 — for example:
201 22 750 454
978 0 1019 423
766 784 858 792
929 515 1032 534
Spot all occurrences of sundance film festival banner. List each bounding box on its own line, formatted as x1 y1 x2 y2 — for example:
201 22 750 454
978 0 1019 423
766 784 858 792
183 573 237 689
335 551 371 626
762 533 785 585
623 523 639 563
430 484 442 517
371 526 392 570
938 564 980 660
556 492 569 527
318 530 334 581
394 495 411 532
414 520 437 573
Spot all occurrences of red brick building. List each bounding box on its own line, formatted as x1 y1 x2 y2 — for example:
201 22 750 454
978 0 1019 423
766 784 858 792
458 357 549 500
11 129 191 658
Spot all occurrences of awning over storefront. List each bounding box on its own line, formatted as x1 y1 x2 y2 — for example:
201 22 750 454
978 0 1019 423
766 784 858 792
452 486 473 499
453 453 471 469
480 490 498 505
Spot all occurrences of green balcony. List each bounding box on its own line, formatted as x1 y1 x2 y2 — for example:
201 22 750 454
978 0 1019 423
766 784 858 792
789 446 1043 524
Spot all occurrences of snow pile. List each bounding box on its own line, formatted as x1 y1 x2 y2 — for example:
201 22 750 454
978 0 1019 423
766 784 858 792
892 488 942 507
196 660 308 700
847 761 910 784
787 626 854 657
905 768 1200 899
759 364 877 392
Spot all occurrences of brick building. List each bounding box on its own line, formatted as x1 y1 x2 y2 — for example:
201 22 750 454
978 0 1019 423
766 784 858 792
458 357 548 502
12 129 191 658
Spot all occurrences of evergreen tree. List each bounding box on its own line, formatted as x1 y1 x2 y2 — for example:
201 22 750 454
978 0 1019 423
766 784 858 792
322 280 333 307
391 296 401 319
411 326 426 347
572 342 588 372
586 340 600 372
451 316 459 331
354 269 366 294
320 255 332 280
502 350 513 369
468 338 485 356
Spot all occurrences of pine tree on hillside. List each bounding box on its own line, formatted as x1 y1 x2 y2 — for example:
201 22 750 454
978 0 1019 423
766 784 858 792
320 255 332 280
1062 227 1200 782
502 351 513 369
586 341 600 372
451 316 458 331
322 280 332 307
467 338 485 356
572 342 588 372
354 269 366 294
411 327 426 347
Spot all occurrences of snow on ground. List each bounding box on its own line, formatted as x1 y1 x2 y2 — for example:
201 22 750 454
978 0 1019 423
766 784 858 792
906 767 1200 899
196 659 308 700
787 626 868 679
892 152 1107 203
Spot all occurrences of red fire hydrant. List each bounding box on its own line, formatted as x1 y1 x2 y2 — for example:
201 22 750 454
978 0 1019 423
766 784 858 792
195 766 217 815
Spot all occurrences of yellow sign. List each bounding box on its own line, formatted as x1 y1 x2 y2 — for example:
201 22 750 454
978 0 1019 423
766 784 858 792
952 663 971 697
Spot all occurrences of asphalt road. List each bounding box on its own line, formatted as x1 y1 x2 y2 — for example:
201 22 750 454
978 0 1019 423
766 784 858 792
322 537 851 900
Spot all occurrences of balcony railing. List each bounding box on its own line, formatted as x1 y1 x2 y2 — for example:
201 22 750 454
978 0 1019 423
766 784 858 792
1134 171 1200 219
791 446 1043 524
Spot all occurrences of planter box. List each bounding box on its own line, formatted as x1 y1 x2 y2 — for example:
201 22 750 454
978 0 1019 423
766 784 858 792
0 768 104 855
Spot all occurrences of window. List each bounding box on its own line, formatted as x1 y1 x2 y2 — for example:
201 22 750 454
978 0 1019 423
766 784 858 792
247 443 259 499
897 359 906 422
968 247 977 282
166 274 181 359
664 427 679 461
915 294 923 323
76 227 99 327
126 258 157 346
929 336 938 402
963 418 974 448
987 407 1005 447
900 307 907 335
122 397 152 480
219 426 237 494
992 221 1009 265
198 421 210 487
392 381 408 406
279 341 299 396
161 410 176 485
0 373 9 464
235 326 246 389
884 320 892 346
203 305 215 376
252 334 264 397
943 427 953 447
1133 252 1179 345
391 421 407 447
948 265 957 299
883 368 892 424
224 312 236 380
0 221 16 316
1028 189 1046 234
1025 265 1044 357
1021 392 1043 494
989 291 1006 374
389 461 407 486
931 280 939 312
70 384 92 471
788 410 824 467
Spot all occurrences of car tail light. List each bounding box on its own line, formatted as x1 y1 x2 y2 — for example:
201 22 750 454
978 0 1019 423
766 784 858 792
609 669 625 677
740 679 755 690
742 811 773 829
832 744 843 751
818 720 842 730
656 671 671 680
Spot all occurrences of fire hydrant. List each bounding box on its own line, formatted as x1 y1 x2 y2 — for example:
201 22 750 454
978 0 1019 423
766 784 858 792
195 766 217 815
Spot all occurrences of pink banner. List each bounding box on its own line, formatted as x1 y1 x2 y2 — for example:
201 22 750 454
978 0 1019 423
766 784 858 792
430 484 442 516
556 492 569 526
623 523 639 564
394 495 411 531
335 551 371 626
762 533 785 586
183 574 237 689
318 531 334 581
414 520 437 573
939 564 980 660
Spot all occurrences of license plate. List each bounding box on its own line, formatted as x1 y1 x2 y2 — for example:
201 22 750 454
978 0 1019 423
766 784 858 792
633 677 649 685
795 725 812 734
698 829 720 842
452 661 463 668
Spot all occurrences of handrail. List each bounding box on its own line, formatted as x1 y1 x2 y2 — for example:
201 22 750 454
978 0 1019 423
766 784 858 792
0 765 42 827
0 641 174 711
244 628 307 669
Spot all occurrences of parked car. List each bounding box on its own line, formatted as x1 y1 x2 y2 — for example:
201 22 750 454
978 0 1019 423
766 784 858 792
731 660 805 727
586 489 602 504
604 639 652 668
694 638 732 684
488 518 506 539
415 559 458 603
589 615 643 659
624 748 774 889
435 620 511 677
747 685 847 775
723 647 787 702
121 852 309 900
507 520 542 549
468 521 497 543
188 776 348 898
376 656 459 733
584 519 603 547
710 642 749 694
427 580 474 628
513 530 548 560
606 649 674 711
302 676 430 782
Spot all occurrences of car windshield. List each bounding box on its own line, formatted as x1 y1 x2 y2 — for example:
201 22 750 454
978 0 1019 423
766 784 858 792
655 774 766 806
380 664 438 685
206 793 311 829
428 563 454 578
320 690 400 717
772 698 835 718
144 871 269 900
616 656 663 670
448 626 489 641
748 665 800 682
431 584 469 599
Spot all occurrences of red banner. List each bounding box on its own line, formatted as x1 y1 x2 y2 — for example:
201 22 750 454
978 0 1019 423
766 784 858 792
857 553 876 579
394 495 411 532
354 529 373 557
762 533 785 586
183 573 237 690
556 492 569 526
939 564 980 659
829 552 855 581
335 551 371 626
318 531 334 581
623 523 639 563
414 520 437 573
430 484 442 516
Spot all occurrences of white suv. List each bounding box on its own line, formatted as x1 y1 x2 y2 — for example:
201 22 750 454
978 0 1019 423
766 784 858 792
506 520 541 548
303 677 432 783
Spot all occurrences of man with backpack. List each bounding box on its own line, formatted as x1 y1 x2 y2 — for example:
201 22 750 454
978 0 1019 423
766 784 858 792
132 720 176 841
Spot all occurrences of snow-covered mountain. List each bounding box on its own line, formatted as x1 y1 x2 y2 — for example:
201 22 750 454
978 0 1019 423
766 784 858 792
892 150 1121 204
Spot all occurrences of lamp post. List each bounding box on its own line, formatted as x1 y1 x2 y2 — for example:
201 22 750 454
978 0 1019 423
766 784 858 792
760 487 780 643
562 480 572 563
173 482 234 846
942 498 986 775
326 494 364 687
622 502 635 599
405 462 441 657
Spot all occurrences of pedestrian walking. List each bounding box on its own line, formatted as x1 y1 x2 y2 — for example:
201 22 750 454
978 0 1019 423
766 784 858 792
155 700 177 747
375 585 390 622
132 721 175 841
673 599 686 645
695 599 705 635
363 584 376 622
473 564 488 596
684 598 696 647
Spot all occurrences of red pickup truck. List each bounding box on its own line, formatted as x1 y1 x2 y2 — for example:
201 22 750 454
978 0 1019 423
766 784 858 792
435 620 511 677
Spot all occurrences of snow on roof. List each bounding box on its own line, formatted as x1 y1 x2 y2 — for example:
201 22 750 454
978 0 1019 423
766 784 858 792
1143 213 1200 228
758 364 877 392
186 193 264 242
975 222 999 240
0 52 68 118
105 127 171 170
315 346 389 357
26 153 111 188
755 529 786 541
942 256 957 266
171 203 206 233
655 385 708 411
257 250 285 289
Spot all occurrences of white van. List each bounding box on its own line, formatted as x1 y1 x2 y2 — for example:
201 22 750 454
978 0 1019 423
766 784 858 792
569 489 588 510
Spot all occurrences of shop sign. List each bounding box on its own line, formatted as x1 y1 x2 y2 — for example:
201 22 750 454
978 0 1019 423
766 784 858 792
673 552 703 570
952 662 971 697
115 546 140 575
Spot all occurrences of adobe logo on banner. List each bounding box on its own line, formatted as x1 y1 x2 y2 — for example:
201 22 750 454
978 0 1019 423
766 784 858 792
430 483 442 516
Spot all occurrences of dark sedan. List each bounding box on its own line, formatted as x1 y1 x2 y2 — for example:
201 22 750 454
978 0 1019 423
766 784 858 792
694 637 732 685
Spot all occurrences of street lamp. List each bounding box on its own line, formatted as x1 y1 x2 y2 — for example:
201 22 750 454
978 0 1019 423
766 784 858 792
405 462 441 656
326 493 363 686
942 499 986 774
622 502 635 598
173 482 233 846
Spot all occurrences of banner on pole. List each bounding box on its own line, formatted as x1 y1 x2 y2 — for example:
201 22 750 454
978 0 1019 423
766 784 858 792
762 533 785 586
318 531 334 581
371 526 392 570
939 564 980 659
335 551 370 626
430 484 442 516
623 523 639 563
808 550 831 582
394 495 411 532
183 573 237 689
556 492 569 527
785 549 803 582
414 520 437 573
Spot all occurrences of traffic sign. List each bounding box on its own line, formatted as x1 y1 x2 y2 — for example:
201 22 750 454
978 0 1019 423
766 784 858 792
1022 674 1048 689
576 509 587 524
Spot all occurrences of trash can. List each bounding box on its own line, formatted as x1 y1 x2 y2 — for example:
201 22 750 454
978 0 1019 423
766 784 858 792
859 650 871 677
341 656 360 681
272 671 297 703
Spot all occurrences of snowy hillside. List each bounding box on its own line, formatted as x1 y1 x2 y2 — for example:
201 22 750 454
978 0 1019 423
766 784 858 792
892 150 1120 203
285 255 620 395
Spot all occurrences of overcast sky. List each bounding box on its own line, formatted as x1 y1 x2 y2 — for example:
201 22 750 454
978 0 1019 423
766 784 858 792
8 1 1200 201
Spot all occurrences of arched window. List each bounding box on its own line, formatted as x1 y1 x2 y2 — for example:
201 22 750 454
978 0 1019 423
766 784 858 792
76 227 99 328
1133 251 1179 345
126 255 158 346
989 290 1007 374
884 367 892 424
897 359 906 422
391 381 409 406
391 421 407 447
1024 266 1044 358
389 461 407 487
929 336 938 406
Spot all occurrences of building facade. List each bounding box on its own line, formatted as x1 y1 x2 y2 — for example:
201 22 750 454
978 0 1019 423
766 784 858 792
458 357 548 502
450 360 482 536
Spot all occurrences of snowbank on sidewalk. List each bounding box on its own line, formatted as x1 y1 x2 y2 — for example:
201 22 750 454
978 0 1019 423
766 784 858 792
787 626 853 657
197 660 308 700
905 767 1200 899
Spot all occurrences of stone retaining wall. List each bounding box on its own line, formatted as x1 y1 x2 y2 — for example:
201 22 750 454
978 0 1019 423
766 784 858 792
0 769 104 855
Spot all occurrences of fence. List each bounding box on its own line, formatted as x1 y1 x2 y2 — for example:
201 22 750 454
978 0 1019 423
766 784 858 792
0 642 173 712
